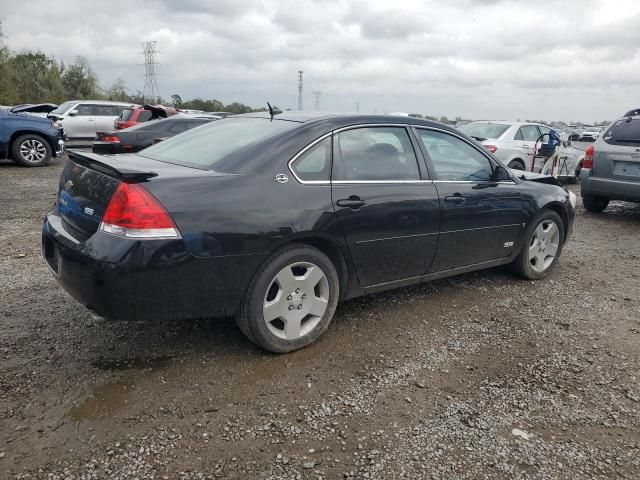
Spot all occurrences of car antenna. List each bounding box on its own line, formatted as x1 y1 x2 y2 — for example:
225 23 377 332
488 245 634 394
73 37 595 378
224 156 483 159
267 102 282 121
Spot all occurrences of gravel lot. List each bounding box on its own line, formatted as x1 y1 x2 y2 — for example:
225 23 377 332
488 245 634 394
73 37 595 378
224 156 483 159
1 154 639 479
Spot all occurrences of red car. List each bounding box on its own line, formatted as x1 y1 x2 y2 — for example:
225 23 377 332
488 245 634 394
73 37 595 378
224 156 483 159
114 104 178 130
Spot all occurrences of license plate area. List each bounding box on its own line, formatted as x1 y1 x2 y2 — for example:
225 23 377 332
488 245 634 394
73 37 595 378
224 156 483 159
613 161 640 178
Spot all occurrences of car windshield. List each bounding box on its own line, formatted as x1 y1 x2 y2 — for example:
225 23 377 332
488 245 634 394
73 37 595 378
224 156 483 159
603 118 640 147
139 117 298 170
458 122 510 140
119 108 135 121
50 101 76 115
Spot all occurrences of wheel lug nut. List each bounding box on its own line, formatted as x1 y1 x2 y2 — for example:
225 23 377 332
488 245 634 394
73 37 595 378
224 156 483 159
302 294 307 299
287 295 292 300
295 288 300 294
288 305 294 311
297 305 303 310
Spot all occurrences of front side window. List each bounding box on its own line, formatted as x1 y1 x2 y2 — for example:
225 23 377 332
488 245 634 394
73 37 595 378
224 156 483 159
416 129 494 182
50 101 76 115
518 125 541 142
291 137 332 181
333 127 420 181
95 105 117 116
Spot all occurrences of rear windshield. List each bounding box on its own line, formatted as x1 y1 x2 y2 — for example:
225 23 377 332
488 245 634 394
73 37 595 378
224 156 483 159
603 118 640 147
458 122 510 140
137 110 153 122
119 108 134 121
139 117 298 170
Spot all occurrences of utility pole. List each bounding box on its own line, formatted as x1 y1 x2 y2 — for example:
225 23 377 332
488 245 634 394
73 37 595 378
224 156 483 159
313 91 322 111
297 70 304 111
141 41 160 103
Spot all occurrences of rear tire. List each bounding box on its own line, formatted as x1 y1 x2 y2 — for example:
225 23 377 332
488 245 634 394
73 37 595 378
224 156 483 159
510 210 565 280
11 134 52 167
583 194 609 213
508 159 525 171
237 244 339 353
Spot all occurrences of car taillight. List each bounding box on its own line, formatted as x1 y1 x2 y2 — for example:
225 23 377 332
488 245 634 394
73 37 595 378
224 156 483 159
484 145 498 154
101 135 120 143
100 183 180 239
583 145 594 169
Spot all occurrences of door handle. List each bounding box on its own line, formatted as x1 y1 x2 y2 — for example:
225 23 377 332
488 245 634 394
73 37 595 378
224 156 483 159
444 194 466 205
337 196 366 209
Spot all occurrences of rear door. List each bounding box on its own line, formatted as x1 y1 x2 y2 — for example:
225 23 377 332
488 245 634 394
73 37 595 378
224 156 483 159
414 127 524 271
515 124 541 171
330 125 440 286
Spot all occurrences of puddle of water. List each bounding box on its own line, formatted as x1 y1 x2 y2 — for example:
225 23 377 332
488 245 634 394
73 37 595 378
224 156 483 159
69 356 172 420
68 379 134 420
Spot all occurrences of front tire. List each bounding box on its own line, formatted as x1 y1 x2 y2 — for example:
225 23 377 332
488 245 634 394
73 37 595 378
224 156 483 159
237 244 339 353
508 159 525 171
11 134 52 167
583 194 609 213
510 210 565 280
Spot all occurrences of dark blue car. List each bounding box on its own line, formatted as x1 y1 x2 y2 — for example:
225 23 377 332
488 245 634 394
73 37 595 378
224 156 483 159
0 109 65 167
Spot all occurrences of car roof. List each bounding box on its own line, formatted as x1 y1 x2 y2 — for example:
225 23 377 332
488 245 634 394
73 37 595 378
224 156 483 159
68 100 134 106
463 120 552 128
235 111 461 131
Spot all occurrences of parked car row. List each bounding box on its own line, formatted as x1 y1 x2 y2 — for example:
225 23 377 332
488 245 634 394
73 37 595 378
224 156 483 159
0 108 65 166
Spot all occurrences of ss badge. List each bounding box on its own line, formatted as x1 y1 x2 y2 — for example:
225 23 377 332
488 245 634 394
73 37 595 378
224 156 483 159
504 241 515 248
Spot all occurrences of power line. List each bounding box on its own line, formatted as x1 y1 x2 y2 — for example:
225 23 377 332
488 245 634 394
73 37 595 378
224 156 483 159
313 91 322 111
141 41 160 103
297 70 303 111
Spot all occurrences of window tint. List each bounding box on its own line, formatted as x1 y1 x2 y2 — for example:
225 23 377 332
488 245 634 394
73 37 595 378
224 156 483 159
334 127 420 181
514 129 524 141
139 117 298 171
291 137 332 181
95 105 117 116
75 104 94 116
137 110 153 122
417 129 494 182
603 118 640 147
518 125 540 142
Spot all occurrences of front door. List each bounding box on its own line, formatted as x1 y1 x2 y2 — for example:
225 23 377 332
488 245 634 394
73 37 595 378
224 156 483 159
413 127 524 272
63 104 95 139
331 126 440 286
515 124 542 171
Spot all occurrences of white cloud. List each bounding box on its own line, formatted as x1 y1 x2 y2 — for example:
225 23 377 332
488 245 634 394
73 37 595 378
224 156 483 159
1 0 639 122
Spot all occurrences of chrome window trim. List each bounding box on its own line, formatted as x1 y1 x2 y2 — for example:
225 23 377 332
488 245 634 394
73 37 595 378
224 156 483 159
332 180 434 184
287 132 333 185
410 125 517 183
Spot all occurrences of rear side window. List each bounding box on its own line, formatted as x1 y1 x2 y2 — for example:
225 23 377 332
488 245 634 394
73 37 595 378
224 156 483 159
333 127 420 181
603 118 640 147
119 109 134 121
75 104 95 116
291 137 332 182
518 125 540 142
95 105 118 116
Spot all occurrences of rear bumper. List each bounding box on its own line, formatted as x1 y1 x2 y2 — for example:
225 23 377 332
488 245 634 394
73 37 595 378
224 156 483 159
42 212 262 321
92 142 123 155
581 170 640 202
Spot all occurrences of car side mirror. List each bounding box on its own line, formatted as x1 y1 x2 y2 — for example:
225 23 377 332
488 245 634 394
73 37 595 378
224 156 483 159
492 165 511 181
68 110 79 116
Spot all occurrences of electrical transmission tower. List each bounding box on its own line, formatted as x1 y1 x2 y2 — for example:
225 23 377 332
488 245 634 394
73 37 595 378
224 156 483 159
141 41 160 103
297 70 304 111
313 91 322 111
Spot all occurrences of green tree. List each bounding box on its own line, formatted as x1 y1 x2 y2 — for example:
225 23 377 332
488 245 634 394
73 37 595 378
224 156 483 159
0 22 17 104
171 94 182 108
62 56 99 99
105 78 130 101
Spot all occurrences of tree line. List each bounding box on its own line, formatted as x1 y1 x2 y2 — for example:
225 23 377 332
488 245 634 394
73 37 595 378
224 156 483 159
0 22 257 113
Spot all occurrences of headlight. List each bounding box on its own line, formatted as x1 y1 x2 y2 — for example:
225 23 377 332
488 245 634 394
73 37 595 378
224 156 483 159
568 191 576 208
52 120 63 129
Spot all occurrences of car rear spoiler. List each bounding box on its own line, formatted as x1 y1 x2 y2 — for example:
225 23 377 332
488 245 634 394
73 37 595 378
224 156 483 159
68 150 158 182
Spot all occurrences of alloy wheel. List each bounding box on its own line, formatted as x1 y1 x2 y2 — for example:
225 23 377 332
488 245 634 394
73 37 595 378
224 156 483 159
528 220 560 273
19 139 47 163
262 261 330 340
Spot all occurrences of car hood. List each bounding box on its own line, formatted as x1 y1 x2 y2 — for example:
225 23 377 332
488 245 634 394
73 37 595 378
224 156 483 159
2 110 54 124
511 169 564 187
10 103 57 114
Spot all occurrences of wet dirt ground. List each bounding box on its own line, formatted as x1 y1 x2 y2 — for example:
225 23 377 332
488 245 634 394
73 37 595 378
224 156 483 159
1 155 639 479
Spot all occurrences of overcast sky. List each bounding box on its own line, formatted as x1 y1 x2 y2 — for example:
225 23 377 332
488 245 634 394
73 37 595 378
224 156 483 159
1 0 639 122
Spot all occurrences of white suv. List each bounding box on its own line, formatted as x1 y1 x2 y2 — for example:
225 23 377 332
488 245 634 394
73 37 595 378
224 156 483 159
48 100 133 140
457 121 554 171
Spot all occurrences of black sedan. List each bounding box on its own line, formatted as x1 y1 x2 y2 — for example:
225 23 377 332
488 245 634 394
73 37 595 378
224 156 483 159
43 113 575 352
92 114 220 154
